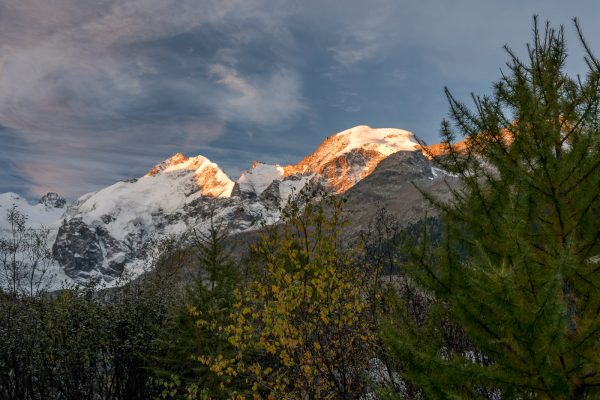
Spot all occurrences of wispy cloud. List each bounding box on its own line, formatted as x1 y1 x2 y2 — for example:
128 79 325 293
0 0 305 198
328 14 391 66
208 64 305 126
1 0 599 200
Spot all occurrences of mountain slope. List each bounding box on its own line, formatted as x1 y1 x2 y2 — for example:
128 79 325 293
343 150 459 237
53 154 271 283
68 153 235 243
0 192 66 231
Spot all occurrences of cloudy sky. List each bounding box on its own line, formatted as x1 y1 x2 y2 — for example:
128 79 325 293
1 0 599 199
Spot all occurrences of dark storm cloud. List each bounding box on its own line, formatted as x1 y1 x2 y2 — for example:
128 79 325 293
0 0 599 198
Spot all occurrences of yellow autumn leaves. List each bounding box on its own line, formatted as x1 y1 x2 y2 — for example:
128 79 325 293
201 190 381 399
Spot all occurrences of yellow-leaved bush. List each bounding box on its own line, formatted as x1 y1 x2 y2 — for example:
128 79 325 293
203 188 380 399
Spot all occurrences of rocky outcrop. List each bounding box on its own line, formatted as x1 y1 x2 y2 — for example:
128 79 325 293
315 148 384 193
53 218 130 281
39 192 66 209
54 192 277 283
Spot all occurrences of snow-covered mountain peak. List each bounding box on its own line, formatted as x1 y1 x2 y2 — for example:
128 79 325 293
146 152 189 176
144 153 235 198
73 153 235 226
237 161 285 196
0 124 436 287
284 125 420 193
334 125 419 156
50 152 240 283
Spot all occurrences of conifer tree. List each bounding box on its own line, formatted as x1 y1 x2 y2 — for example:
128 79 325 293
152 214 240 399
383 18 600 399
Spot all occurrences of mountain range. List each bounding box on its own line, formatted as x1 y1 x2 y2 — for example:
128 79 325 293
0 125 456 288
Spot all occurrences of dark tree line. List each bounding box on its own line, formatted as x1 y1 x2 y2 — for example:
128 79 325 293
0 272 174 399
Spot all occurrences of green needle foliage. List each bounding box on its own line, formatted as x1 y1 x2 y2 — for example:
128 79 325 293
383 18 600 399
151 215 241 399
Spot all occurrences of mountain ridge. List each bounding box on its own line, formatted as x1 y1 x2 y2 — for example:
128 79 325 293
0 125 451 289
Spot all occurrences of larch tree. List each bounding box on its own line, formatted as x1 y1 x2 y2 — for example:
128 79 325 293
383 18 600 399
151 213 241 399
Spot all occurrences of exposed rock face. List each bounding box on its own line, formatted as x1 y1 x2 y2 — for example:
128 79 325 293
421 127 512 158
55 184 275 283
316 148 385 193
53 218 129 281
39 193 66 209
259 180 282 206
146 152 189 176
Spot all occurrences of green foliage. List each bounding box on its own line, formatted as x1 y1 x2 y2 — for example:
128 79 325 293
383 18 600 399
0 275 173 400
151 214 242 399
